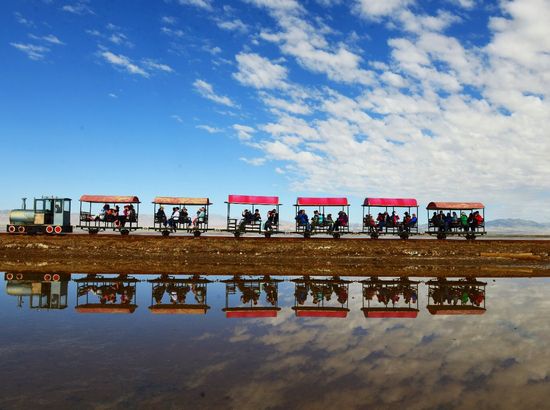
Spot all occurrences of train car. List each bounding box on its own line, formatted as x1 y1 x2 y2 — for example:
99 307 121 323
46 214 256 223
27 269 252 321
75 274 139 313
7 197 73 235
294 197 350 238
152 197 211 237
291 277 350 318
77 195 141 235
426 202 486 240
225 194 281 237
362 198 419 239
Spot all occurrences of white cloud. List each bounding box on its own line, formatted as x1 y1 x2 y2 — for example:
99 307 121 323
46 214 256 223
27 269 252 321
193 79 236 107
61 1 94 15
161 27 186 38
100 51 149 77
240 157 267 166
354 0 414 20
217 19 248 33
233 124 256 140
197 125 223 133
161 16 177 25
232 0 550 219
177 0 213 10
171 114 183 123
234 53 289 89
14 12 34 27
10 43 50 60
108 93 118 98
142 59 174 73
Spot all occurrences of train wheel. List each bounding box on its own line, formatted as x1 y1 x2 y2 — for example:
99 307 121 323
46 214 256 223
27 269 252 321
304 232 311 239
399 232 409 240
234 231 241 238
89 228 99 235
120 229 130 236
8 225 16 233
264 232 272 238
18 226 26 233
194 230 201 237
54 226 63 234
370 232 379 239
16 273 23 280
333 233 341 239
437 233 446 240
162 230 170 237
52 274 60 282
43 274 52 281
6 273 14 280
46 225 54 234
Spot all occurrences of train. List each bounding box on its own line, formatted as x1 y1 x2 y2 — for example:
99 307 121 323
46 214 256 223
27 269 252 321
5 194 487 240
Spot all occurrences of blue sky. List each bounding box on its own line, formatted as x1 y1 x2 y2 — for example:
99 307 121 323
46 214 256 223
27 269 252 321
2 0 549 222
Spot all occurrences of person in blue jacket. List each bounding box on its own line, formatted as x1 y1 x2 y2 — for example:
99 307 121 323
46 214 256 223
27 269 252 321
295 209 311 232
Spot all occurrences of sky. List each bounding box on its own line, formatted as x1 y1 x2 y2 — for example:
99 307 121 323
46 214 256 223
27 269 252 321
1 0 549 222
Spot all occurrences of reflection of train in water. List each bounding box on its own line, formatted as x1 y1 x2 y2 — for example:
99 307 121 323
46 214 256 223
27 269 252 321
4 272 70 309
3 274 488 317
6 194 486 239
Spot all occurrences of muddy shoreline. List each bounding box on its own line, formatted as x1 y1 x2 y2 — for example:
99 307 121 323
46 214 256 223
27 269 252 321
1 234 549 277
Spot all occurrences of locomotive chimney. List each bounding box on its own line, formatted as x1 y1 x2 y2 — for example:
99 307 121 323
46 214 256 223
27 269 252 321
21 198 27 210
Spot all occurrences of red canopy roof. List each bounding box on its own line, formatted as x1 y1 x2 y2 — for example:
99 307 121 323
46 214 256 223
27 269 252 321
427 202 484 210
296 197 349 206
228 195 280 205
80 195 140 204
427 306 486 315
362 308 418 318
363 198 418 207
153 197 211 205
293 307 349 318
224 307 280 318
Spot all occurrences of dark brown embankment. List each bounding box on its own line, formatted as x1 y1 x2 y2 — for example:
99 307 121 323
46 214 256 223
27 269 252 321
1 234 549 277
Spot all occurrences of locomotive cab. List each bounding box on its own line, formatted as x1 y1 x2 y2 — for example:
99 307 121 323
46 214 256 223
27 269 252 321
7 197 72 234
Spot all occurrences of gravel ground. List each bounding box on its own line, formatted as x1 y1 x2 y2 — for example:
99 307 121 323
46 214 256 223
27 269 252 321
1 233 549 277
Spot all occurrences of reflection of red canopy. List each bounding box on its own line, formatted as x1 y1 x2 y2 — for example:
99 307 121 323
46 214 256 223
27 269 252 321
228 195 279 205
80 195 140 204
363 198 418 207
223 307 280 318
75 304 137 313
296 197 349 206
292 307 349 318
362 308 418 318
153 197 210 205
148 304 209 314
426 202 484 210
427 306 486 315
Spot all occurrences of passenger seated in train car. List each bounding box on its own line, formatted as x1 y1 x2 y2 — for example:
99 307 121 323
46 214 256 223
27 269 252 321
253 209 262 222
444 212 452 231
311 210 323 229
391 211 400 227
471 211 484 231
153 284 166 304
332 211 348 232
295 209 311 232
168 207 180 230
180 207 191 225
238 209 254 231
334 284 348 304
408 213 418 229
403 286 418 304
324 213 334 227
192 207 206 228
295 283 309 305
127 204 136 222
460 211 468 231
364 214 376 232
156 206 167 226
451 211 459 227
377 212 386 231
264 210 276 231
